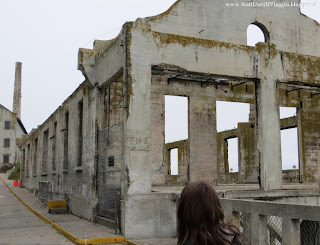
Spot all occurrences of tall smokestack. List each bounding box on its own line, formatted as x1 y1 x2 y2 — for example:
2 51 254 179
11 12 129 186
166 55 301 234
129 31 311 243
13 62 22 119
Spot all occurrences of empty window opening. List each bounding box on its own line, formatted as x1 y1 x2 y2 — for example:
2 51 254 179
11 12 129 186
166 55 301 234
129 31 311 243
78 101 83 166
3 138 10 148
216 101 250 132
247 22 269 47
26 144 30 176
170 148 178 175
3 154 9 163
43 129 49 173
4 121 10 130
280 106 297 119
165 95 188 143
33 138 38 175
22 149 25 177
63 112 69 170
281 128 299 170
227 138 239 172
52 122 57 171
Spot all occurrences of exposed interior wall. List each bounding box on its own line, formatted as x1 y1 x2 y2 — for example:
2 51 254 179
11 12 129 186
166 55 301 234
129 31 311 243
278 85 320 183
217 128 239 184
300 92 320 183
164 140 189 186
150 74 217 186
149 63 320 187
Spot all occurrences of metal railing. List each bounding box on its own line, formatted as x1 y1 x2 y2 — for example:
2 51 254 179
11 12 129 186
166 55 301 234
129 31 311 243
34 181 52 207
221 198 320 245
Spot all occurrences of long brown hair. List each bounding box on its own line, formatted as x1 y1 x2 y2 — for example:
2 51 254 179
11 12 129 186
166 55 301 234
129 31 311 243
177 181 240 245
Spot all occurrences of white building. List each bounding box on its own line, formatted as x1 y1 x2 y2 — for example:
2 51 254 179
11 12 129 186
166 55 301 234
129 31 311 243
0 104 27 165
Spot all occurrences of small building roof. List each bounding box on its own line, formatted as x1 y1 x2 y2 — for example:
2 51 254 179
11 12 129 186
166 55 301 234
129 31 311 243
0 104 27 134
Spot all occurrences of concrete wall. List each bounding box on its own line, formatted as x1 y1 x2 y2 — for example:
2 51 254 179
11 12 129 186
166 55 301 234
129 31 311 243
124 193 178 238
148 0 320 57
299 93 320 183
164 140 189 186
95 35 125 87
20 81 97 221
150 74 216 186
217 123 259 184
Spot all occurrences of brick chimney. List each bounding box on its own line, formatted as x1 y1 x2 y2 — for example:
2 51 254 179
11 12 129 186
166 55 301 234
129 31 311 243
13 62 22 119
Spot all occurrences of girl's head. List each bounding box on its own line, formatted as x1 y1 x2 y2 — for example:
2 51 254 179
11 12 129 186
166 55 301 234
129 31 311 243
177 181 239 245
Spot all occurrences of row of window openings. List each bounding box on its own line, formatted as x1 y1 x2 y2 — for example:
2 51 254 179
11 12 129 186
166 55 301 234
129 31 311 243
225 127 299 173
169 127 298 176
24 101 84 174
166 96 299 175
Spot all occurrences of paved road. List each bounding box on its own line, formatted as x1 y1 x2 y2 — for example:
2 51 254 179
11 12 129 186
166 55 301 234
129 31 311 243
0 180 73 245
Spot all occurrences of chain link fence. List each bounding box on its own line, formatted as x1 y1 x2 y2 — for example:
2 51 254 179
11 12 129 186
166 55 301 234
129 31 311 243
267 216 282 245
239 213 320 244
300 220 320 245
240 212 251 245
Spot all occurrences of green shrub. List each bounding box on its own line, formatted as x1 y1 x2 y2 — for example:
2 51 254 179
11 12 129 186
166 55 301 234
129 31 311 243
8 163 20 180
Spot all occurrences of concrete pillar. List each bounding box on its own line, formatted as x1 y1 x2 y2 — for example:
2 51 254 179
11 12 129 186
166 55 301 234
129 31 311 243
13 62 22 119
189 97 216 184
256 75 282 189
250 214 268 245
282 218 300 245
123 64 152 195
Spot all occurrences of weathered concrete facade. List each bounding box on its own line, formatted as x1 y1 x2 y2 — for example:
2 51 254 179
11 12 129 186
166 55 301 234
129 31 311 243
20 82 97 220
20 0 320 239
0 105 26 165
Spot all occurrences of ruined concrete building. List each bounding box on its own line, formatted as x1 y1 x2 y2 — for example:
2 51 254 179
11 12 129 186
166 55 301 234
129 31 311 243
20 0 320 241
0 62 27 165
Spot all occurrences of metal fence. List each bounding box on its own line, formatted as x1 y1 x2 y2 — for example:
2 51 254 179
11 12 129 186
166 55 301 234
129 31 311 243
97 124 122 222
222 199 320 245
38 181 52 201
34 181 52 207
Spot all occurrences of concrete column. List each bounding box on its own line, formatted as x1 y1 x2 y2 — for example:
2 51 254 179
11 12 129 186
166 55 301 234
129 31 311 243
256 75 282 189
250 214 268 245
13 62 22 119
123 64 152 195
282 218 300 245
189 97 216 184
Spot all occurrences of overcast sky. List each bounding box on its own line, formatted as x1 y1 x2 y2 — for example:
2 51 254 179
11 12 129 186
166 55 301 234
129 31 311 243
0 0 177 132
1 0 319 170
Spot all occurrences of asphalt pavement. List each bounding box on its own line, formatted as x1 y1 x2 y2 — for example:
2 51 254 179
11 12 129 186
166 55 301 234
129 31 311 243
0 178 73 245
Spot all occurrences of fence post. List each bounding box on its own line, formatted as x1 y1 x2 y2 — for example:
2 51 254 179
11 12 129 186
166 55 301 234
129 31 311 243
283 218 300 245
250 214 267 245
